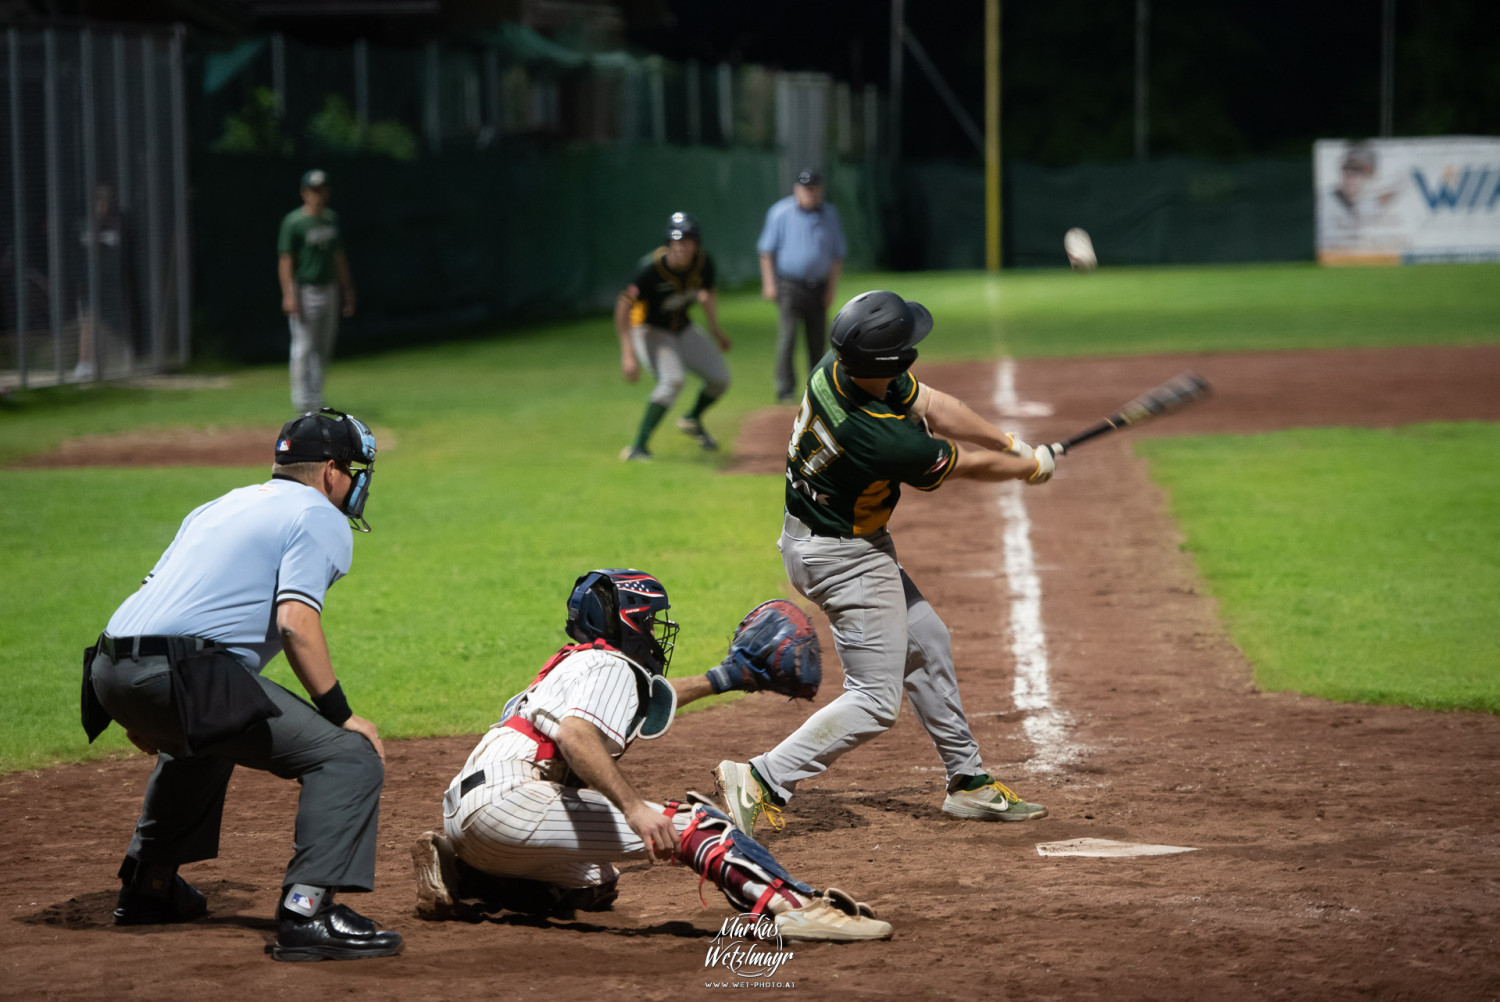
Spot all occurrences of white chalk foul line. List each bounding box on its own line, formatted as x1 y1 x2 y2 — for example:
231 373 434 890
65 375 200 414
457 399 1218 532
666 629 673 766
993 359 1078 774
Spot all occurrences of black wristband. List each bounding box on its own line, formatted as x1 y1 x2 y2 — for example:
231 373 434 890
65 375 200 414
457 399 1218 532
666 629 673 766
313 680 353 726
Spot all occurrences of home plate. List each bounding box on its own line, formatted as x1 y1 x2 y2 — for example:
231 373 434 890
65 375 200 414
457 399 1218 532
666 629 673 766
1035 838 1198 858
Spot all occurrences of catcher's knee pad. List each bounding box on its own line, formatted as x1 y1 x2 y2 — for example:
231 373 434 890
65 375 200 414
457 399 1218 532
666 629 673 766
677 805 814 915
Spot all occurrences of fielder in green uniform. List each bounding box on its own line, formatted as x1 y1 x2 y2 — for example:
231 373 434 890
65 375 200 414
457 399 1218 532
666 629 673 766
615 211 732 460
278 169 355 413
717 290 1059 833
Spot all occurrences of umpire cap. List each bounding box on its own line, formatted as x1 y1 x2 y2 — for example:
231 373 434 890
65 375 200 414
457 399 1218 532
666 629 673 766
829 290 933 379
275 407 377 467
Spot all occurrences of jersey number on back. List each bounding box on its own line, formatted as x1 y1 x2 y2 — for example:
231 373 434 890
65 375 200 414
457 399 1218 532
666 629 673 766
788 397 843 475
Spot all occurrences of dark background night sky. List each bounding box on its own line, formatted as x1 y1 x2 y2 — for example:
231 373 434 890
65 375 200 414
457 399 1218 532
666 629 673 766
628 0 1500 165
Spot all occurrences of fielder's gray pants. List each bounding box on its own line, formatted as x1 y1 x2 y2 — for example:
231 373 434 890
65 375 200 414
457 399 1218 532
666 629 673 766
631 322 731 408
774 279 827 400
288 283 340 413
90 651 383 892
752 513 985 803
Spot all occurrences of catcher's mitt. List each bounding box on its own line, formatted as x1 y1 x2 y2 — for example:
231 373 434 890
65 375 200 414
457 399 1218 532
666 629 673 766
706 600 821 700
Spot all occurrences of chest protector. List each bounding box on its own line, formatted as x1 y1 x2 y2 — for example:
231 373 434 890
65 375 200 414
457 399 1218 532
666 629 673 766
498 640 677 760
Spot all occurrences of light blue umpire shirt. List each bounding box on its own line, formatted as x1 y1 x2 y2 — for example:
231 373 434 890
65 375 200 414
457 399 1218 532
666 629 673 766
106 478 353 671
757 195 848 283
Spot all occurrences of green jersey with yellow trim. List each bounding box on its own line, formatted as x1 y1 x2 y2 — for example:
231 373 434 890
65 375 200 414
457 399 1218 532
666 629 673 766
624 246 717 332
785 353 957 537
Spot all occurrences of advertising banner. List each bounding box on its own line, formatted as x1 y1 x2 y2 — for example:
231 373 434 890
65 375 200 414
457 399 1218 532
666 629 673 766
1314 137 1500 265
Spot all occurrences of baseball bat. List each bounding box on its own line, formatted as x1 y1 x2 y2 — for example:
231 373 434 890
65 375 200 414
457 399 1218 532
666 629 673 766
1050 371 1213 456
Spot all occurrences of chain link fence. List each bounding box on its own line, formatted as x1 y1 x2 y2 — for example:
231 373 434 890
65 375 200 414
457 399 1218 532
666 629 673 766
2 26 191 391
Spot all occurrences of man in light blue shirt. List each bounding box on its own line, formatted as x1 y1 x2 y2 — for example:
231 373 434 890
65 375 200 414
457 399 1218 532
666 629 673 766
82 409 403 962
757 169 848 403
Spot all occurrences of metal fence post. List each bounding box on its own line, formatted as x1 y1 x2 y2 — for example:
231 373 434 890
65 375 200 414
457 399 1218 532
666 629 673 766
170 25 190 364
648 58 665 144
717 63 732 146
9 29 27 387
354 38 369 140
686 59 700 144
142 35 163 368
271 32 286 118
113 33 130 210
44 29 63 380
424 42 440 152
82 29 100 376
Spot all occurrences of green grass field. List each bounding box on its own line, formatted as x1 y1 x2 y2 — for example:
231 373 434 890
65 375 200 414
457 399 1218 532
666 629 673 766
2 262 1497 771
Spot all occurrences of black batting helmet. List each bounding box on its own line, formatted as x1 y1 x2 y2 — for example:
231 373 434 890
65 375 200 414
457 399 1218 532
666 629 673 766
665 211 701 242
829 290 933 378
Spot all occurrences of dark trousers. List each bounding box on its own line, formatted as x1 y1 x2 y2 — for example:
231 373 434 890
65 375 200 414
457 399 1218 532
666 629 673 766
90 651 384 891
775 278 828 400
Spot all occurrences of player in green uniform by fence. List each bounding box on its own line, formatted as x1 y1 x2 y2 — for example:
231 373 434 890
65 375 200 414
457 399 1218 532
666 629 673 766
278 169 356 413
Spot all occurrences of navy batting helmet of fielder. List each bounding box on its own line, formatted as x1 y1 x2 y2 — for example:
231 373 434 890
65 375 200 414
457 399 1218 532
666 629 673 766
829 290 933 379
665 211 701 243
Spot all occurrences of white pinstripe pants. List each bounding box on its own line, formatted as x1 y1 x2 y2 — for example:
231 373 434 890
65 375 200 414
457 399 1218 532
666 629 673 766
445 779 693 889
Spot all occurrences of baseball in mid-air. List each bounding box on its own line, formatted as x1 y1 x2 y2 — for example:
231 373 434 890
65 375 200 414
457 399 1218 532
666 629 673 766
1064 227 1097 271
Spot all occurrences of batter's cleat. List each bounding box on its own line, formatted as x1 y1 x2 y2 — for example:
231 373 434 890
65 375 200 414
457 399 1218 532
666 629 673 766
113 872 208 926
620 445 653 462
272 902 404 962
676 416 719 451
776 892 893 943
941 774 1049 822
714 760 785 834
411 831 474 922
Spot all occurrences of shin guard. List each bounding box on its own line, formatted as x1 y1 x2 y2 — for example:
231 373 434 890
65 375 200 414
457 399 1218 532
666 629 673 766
676 804 814 915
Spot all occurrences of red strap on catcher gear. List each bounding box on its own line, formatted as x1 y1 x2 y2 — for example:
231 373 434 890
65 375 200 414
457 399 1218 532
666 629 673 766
531 639 621 688
661 800 682 817
501 715 558 761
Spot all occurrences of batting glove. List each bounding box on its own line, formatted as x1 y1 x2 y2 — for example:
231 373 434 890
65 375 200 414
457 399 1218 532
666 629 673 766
1003 433 1033 458
1026 444 1056 485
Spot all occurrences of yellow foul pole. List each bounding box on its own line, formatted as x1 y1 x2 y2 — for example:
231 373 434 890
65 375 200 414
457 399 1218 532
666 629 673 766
985 0 1001 271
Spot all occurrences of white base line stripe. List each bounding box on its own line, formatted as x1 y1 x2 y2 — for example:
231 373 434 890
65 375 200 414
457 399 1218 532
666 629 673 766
993 359 1078 774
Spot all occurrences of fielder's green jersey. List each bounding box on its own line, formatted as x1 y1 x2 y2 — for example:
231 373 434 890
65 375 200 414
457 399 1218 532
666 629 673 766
277 208 343 285
785 353 957 537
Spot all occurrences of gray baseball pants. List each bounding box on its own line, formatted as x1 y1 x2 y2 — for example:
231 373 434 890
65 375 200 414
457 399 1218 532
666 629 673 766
774 279 827 400
751 512 986 803
289 283 340 413
631 322 731 407
90 650 384 891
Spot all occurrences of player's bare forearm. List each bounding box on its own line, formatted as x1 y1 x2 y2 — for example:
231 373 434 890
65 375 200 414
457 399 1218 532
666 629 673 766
922 386 1017 452
759 254 777 298
826 258 843 306
951 444 1046 483
278 255 297 314
671 674 715 707
699 291 730 348
276 598 337 698
555 717 676 855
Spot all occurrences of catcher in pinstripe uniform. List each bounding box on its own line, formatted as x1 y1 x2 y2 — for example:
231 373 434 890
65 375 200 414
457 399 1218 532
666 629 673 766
411 568 890 941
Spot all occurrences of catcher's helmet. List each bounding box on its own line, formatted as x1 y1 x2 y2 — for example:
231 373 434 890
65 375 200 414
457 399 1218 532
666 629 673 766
829 290 933 379
665 211 701 243
566 569 679 675
275 407 378 532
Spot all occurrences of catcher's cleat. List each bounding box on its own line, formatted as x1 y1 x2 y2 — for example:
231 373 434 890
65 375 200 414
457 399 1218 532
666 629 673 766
776 892 893 943
714 760 785 834
941 774 1048 822
620 445 653 462
411 831 477 922
676 416 719 451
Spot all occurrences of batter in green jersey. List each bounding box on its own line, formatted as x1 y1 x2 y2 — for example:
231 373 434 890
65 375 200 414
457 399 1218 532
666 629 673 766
785 353 957 537
716 290 1061 836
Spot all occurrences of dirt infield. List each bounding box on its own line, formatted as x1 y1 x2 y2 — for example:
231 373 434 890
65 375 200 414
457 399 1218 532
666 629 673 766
4 345 1500 1001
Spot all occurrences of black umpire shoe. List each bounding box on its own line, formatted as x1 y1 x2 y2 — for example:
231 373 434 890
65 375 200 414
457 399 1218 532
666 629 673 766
272 902 404 962
113 858 209 926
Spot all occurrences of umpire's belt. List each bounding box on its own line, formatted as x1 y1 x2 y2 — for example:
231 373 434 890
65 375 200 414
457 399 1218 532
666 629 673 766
101 634 211 660
776 273 828 290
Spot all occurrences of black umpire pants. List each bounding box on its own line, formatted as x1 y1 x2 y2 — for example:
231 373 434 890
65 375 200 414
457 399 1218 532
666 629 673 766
90 649 384 892
774 277 829 400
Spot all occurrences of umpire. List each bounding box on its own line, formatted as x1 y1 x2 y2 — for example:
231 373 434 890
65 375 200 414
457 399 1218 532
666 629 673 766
757 168 847 403
81 409 402 962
